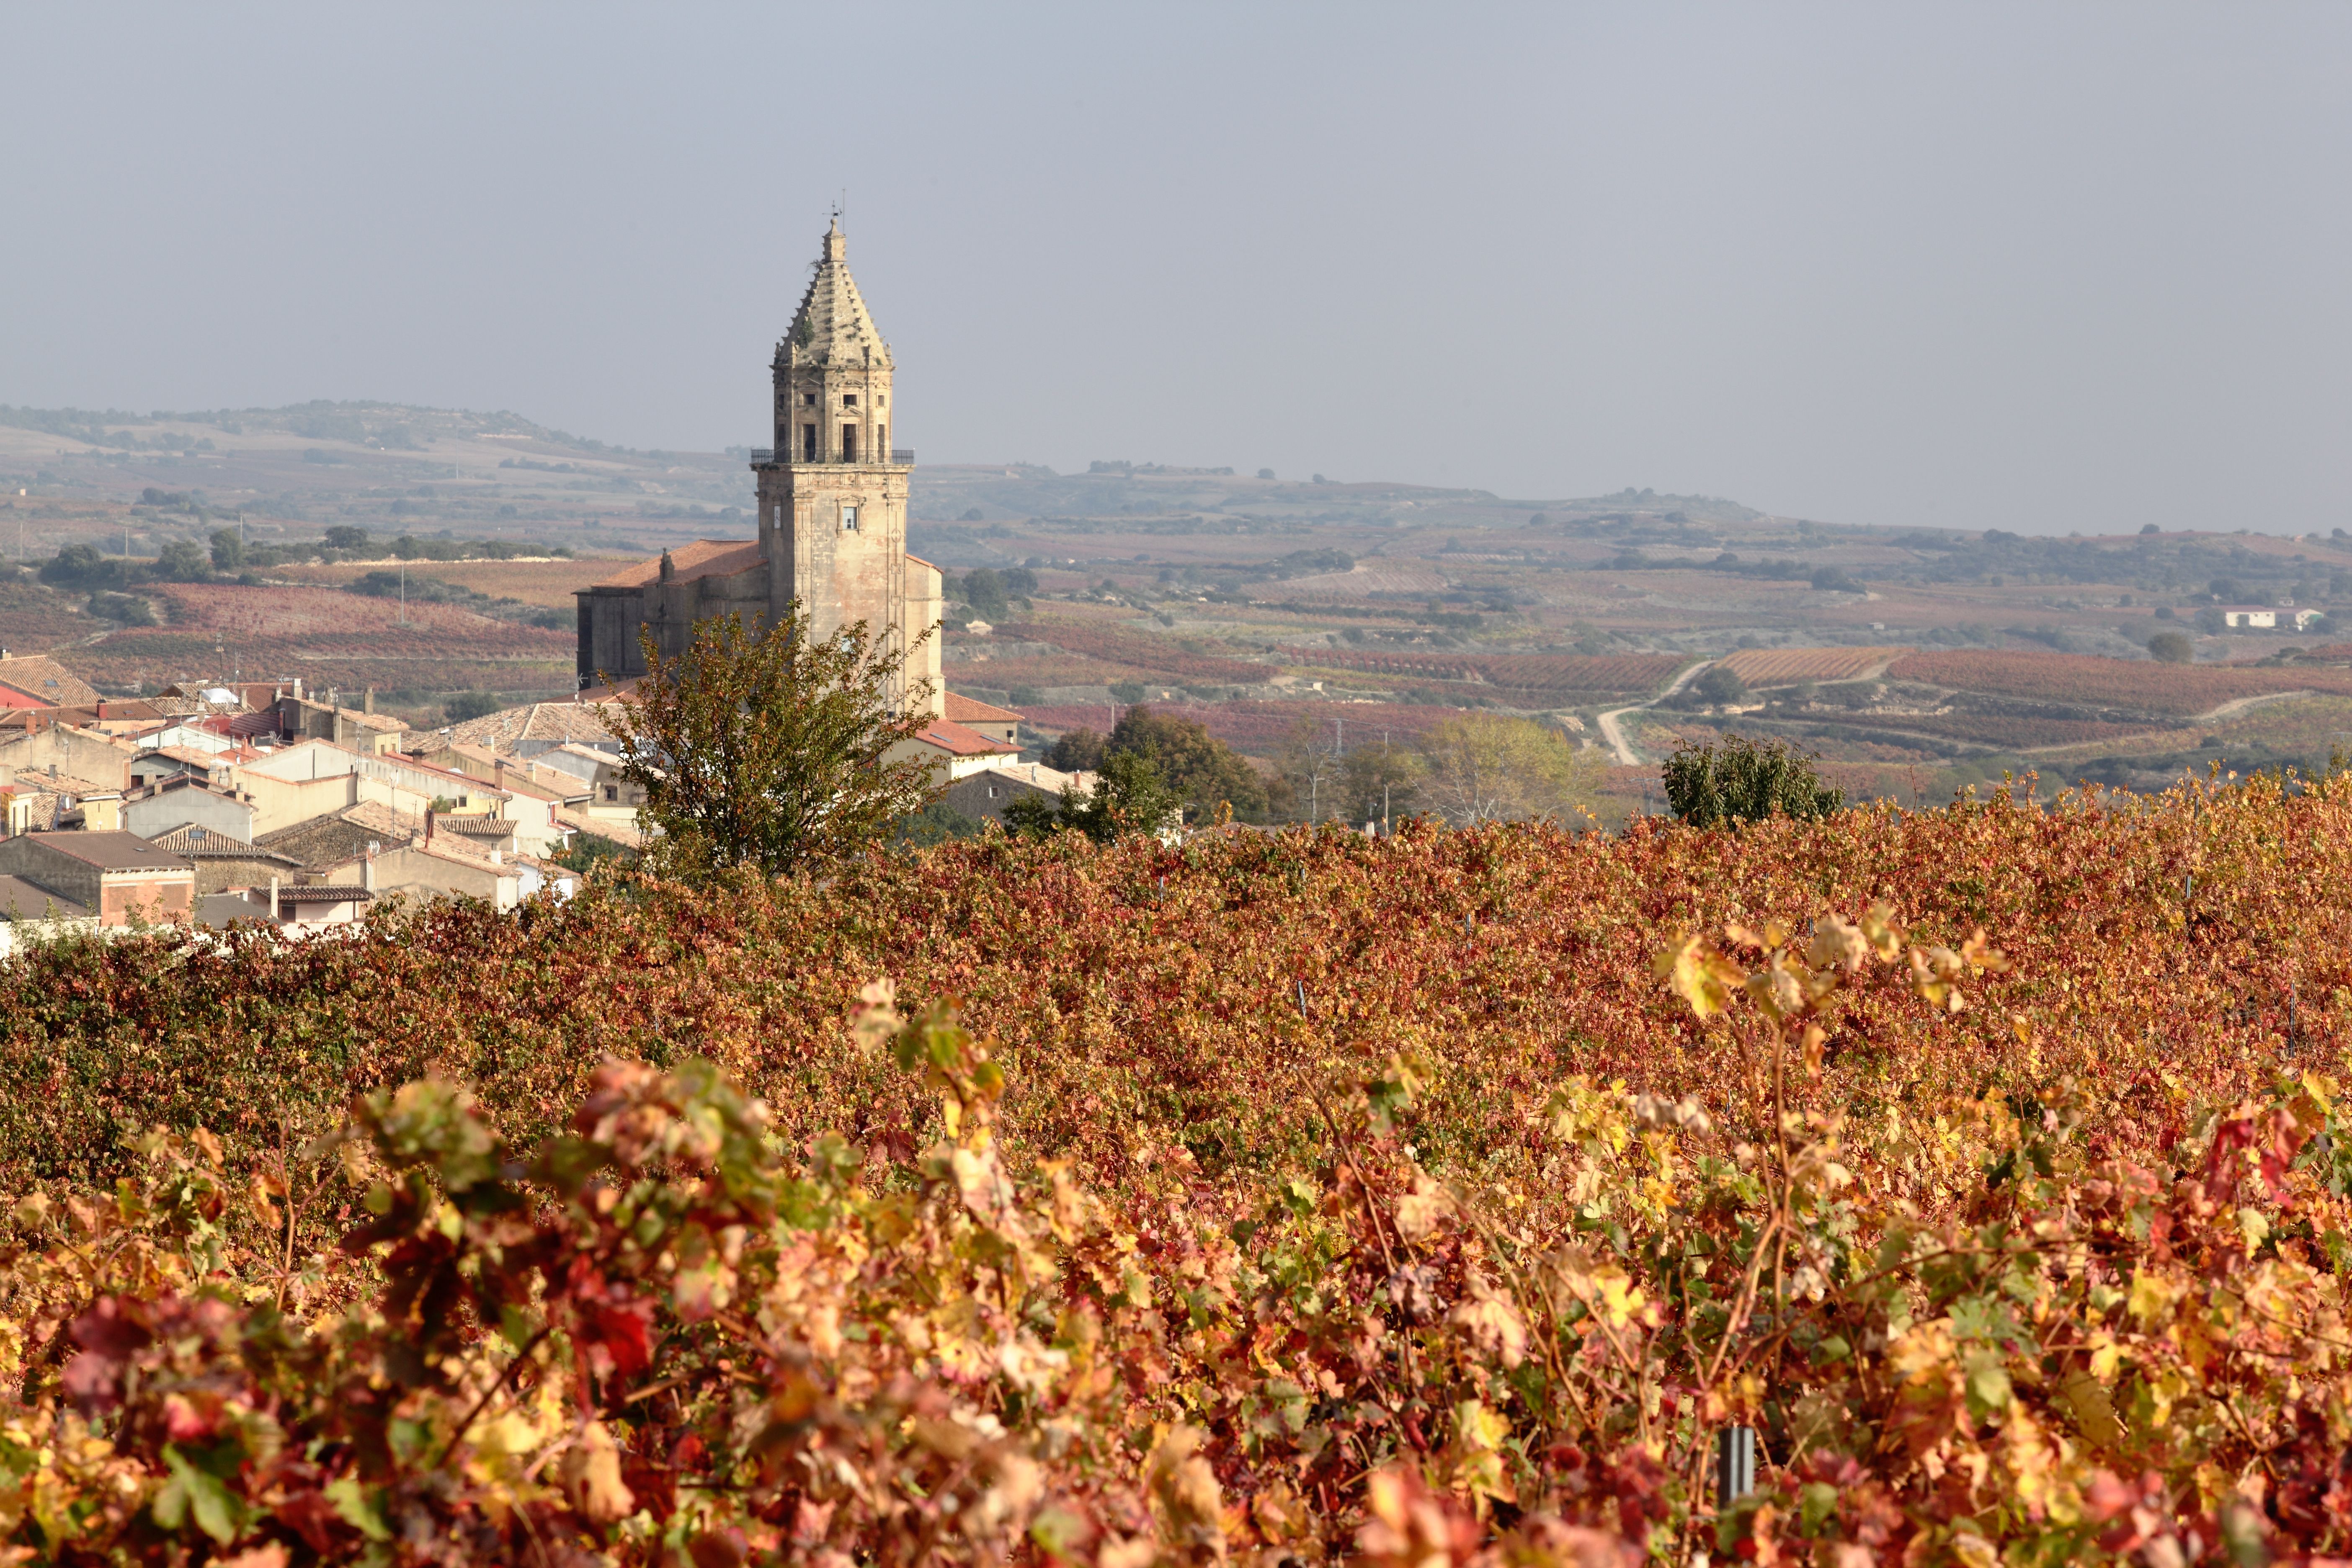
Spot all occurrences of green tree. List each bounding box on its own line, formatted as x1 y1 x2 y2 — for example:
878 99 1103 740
153 539 211 581
39 544 109 588
208 528 243 572
1340 737 1424 827
1104 704 1267 822
1689 664 1748 706
2147 630 2194 664
1042 727 1104 772
323 525 371 553
1660 732 1841 828
608 604 939 878
1001 748 1182 843
960 567 1011 621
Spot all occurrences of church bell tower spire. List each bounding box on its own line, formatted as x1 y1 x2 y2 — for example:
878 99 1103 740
751 223 939 714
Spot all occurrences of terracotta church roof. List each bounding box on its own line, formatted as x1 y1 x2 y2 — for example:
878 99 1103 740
591 540 763 591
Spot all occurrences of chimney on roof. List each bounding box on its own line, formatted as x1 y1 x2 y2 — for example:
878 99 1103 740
363 687 374 715
363 846 377 893
659 550 675 583
268 877 279 921
425 808 435 846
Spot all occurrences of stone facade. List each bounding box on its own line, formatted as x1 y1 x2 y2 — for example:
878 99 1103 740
576 222 943 717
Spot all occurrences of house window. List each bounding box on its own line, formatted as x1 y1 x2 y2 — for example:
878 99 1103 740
802 424 817 461
841 425 859 462
603 785 617 802
843 505 859 532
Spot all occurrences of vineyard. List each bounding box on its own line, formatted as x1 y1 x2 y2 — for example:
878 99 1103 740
1295 648 1686 700
997 619 1271 683
1717 645 1909 685
1891 648 2352 715
1014 697 1462 753
64 583 575 694
2 781 2352 1560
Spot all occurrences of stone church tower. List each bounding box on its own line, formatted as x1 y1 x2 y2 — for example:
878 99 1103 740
576 221 943 717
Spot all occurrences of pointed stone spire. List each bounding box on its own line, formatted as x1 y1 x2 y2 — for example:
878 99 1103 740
785 221 891 369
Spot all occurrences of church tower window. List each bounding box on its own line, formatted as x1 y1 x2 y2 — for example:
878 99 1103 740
841 425 859 462
801 424 817 461
843 505 859 532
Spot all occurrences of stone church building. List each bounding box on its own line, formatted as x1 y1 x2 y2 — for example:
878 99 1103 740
575 221 946 720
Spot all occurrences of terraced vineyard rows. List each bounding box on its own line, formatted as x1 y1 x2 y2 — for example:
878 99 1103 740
1801 709 2158 749
1719 645 1909 684
1891 648 2352 714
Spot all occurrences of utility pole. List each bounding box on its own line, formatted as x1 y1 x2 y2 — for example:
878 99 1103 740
399 559 406 625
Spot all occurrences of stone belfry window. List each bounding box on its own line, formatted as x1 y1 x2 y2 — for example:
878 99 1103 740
842 505 859 532
841 425 859 462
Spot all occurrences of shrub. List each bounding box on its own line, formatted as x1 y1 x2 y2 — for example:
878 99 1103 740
2148 629 2194 663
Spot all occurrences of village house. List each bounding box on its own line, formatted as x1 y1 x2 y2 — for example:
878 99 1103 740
0 872 96 957
273 690 408 755
225 740 565 855
0 720 135 794
0 653 101 711
941 761 1097 829
0 832 193 927
145 823 305 896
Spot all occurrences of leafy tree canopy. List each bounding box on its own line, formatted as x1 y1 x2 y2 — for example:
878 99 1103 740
608 605 939 878
1661 731 1841 829
1415 712 1602 827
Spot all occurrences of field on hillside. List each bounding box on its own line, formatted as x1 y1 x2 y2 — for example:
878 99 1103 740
3 784 2351 1560
1719 644 1909 683
1016 696 1467 753
275 557 623 606
1297 649 1686 696
1000 619 1273 683
67 582 575 695
1891 647 2352 714
0 577 95 652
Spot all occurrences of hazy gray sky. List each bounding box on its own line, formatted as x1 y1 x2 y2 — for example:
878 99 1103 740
5 3 2350 534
